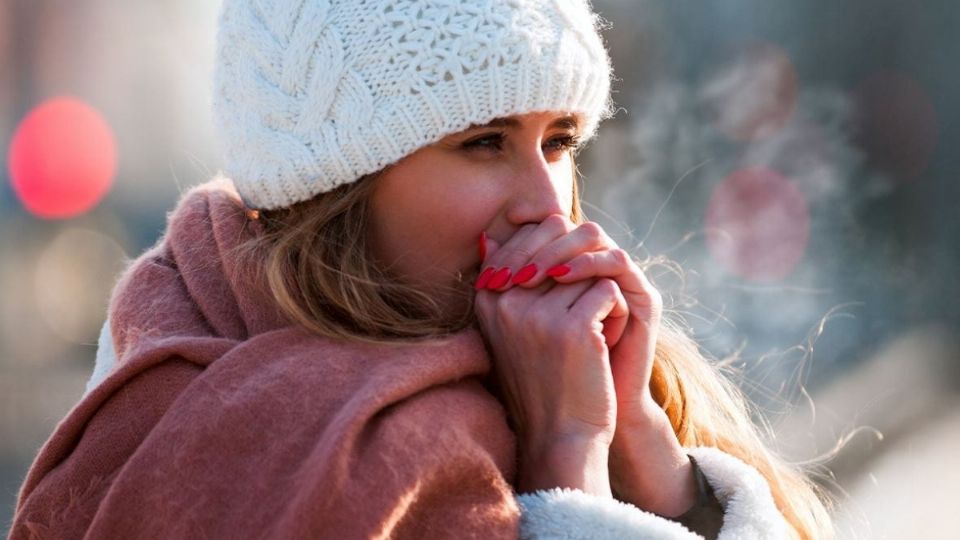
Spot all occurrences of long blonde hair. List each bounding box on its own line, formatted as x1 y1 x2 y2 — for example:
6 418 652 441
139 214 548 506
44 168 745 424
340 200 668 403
230 166 835 539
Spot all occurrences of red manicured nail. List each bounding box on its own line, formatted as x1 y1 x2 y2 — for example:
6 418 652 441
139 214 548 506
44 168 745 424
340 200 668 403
512 263 538 285
546 264 571 277
478 231 487 262
475 267 496 289
486 267 512 289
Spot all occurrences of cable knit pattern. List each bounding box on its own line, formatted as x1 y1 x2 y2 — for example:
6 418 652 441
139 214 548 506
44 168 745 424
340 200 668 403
212 0 615 210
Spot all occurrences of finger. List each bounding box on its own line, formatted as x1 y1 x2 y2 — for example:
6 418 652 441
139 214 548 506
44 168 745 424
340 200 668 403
485 222 537 268
568 278 630 332
485 216 575 291
514 221 617 289
480 231 497 265
474 234 502 289
535 278 597 313
496 215 573 279
550 249 661 316
476 223 536 290
594 276 629 347
476 260 555 309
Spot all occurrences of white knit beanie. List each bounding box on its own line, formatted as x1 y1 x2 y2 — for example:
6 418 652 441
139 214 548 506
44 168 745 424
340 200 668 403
212 0 615 210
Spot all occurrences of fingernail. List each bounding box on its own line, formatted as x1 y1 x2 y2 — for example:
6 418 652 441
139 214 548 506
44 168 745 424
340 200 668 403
478 231 487 261
512 263 538 285
546 264 571 277
486 267 512 289
475 267 496 289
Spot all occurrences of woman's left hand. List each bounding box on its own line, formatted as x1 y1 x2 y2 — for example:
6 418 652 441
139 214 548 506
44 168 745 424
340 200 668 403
480 217 697 516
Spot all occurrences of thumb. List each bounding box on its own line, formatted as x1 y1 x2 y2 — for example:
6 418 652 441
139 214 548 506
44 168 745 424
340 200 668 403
603 312 628 349
602 283 629 347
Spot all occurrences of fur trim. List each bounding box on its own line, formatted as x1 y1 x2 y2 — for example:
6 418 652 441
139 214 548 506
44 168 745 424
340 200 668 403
517 487 700 539
516 447 791 539
686 446 791 539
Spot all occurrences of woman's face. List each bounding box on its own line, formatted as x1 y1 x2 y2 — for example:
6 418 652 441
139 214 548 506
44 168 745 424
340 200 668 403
367 110 583 318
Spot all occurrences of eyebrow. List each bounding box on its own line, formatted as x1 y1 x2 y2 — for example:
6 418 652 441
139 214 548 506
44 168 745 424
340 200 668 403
466 115 581 132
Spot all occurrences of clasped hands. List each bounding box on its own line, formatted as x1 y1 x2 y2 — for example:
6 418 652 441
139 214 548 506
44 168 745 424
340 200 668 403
473 214 697 518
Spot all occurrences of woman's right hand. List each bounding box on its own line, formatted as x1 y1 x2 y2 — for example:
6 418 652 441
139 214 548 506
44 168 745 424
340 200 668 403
473 215 628 496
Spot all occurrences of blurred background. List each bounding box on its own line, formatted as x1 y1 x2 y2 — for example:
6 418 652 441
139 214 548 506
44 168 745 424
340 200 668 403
1 0 958 537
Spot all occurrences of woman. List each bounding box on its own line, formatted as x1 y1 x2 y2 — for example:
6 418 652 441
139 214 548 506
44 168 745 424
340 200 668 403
10 1 833 538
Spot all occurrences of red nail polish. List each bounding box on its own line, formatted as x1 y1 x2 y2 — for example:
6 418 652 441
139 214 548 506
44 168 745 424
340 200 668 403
478 231 487 261
546 264 571 277
487 267 512 289
512 263 538 285
475 267 496 289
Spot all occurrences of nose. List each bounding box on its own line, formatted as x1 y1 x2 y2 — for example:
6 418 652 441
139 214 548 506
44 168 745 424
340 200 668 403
503 153 571 227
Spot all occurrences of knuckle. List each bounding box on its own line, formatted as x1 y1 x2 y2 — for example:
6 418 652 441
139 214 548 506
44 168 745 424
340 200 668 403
566 308 593 329
649 287 664 310
495 295 523 322
527 305 558 334
542 214 570 233
596 277 619 295
569 317 604 351
507 246 534 264
474 299 494 324
581 326 607 351
474 293 492 311
610 248 631 267
578 222 604 243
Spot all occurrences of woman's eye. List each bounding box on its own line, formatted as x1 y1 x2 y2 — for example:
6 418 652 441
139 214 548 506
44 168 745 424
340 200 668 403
545 135 582 154
462 133 504 151
460 132 582 154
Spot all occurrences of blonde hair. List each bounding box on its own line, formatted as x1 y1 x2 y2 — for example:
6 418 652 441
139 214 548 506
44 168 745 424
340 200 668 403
230 166 835 539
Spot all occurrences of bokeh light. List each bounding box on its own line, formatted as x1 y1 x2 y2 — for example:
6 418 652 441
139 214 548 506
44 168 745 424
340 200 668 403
852 70 938 182
34 228 127 346
0 237 72 370
701 42 799 142
704 167 810 282
7 96 118 219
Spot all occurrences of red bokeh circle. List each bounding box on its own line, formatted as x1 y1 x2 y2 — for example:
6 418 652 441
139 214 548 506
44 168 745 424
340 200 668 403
7 96 117 219
705 167 810 282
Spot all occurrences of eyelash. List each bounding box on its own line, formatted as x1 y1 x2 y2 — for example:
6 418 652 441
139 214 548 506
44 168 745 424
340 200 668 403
461 132 582 155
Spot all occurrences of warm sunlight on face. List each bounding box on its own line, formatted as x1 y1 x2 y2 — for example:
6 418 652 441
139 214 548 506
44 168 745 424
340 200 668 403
367 110 584 317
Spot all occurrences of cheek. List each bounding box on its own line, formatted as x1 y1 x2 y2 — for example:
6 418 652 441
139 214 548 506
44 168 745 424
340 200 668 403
409 185 499 253
369 169 501 270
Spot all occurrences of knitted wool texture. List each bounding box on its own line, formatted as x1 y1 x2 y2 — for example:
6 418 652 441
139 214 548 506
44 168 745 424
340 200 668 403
212 0 615 210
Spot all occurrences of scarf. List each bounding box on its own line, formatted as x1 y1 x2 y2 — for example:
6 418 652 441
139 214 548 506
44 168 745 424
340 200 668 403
10 178 520 539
